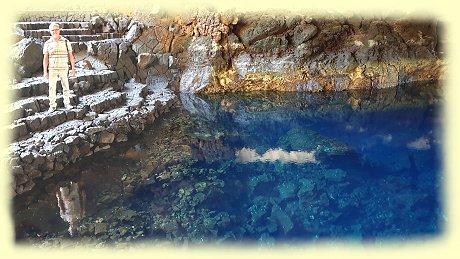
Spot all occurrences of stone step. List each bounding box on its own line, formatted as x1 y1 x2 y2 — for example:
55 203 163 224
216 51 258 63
77 88 125 114
8 119 94 177
123 81 148 110
9 93 79 121
88 79 177 138
24 28 92 38
8 87 138 155
9 83 177 196
8 105 87 141
69 42 88 53
8 87 175 152
16 21 91 30
42 33 123 42
12 77 50 99
42 34 103 42
11 69 118 98
9 88 126 141
93 32 124 40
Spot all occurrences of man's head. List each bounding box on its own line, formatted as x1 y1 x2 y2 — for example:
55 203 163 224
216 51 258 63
49 23 60 38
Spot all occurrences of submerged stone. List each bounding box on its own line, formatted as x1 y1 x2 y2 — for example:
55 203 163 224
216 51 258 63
94 222 109 235
277 182 297 201
248 196 270 223
278 128 351 156
324 168 347 181
271 202 293 235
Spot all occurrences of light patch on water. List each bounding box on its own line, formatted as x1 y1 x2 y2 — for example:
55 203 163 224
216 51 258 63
378 134 393 144
407 136 431 150
235 147 318 164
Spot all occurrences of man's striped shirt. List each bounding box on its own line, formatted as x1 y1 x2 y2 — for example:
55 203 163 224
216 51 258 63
43 36 72 70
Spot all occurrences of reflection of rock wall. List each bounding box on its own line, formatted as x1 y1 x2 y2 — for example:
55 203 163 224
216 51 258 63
181 82 441 173
180 93 213 117
188 138 235 163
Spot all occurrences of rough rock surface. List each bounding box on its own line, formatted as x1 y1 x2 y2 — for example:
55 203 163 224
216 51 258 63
179 36 226 92
12 38 43 79
13 10 444 92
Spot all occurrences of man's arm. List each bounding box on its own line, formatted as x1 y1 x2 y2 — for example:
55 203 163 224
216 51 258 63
68 51 76 77
43 52 49 79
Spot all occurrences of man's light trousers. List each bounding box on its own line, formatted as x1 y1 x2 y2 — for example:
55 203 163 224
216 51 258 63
48 69 71 108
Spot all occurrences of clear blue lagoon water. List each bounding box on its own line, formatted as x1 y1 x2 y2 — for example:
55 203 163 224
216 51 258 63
14 82 444 246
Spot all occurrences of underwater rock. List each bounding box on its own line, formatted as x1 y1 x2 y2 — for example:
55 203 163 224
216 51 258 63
278 128 351 157
266 217 278 233
297 178 316 203
191 192 207 206
160 218 179 233
248 196 270 223
203 217 217 230
94 222 109 235
324 168 347 181
118 226 129 237
98 193 117 205
118 208 137 221
270 202 293 235
215 212 231 228
194 182 207 192
277 182 297 201
248 172 274 195
119 145 142 160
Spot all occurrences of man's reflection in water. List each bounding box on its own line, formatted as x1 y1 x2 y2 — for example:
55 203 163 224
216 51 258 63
55 181 86 236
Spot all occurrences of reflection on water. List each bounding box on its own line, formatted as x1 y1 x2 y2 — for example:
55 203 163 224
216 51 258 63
56 181 86 236
236 148 318 164
407 136 431 150
13 82 444 246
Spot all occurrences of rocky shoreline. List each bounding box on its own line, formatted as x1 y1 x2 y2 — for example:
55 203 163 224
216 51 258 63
9 9 445 195
9 78 177 195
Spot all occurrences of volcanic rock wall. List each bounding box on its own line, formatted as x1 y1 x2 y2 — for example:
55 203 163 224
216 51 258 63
129 9 444 93
15 10 444 93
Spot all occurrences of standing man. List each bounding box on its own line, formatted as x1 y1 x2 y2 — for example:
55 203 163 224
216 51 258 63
43 22 76 112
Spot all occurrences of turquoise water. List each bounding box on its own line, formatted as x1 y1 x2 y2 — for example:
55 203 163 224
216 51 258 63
14 83 444 245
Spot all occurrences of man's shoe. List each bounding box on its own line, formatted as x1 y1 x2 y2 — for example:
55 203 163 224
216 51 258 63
65 105 74 109
48 107 56 112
